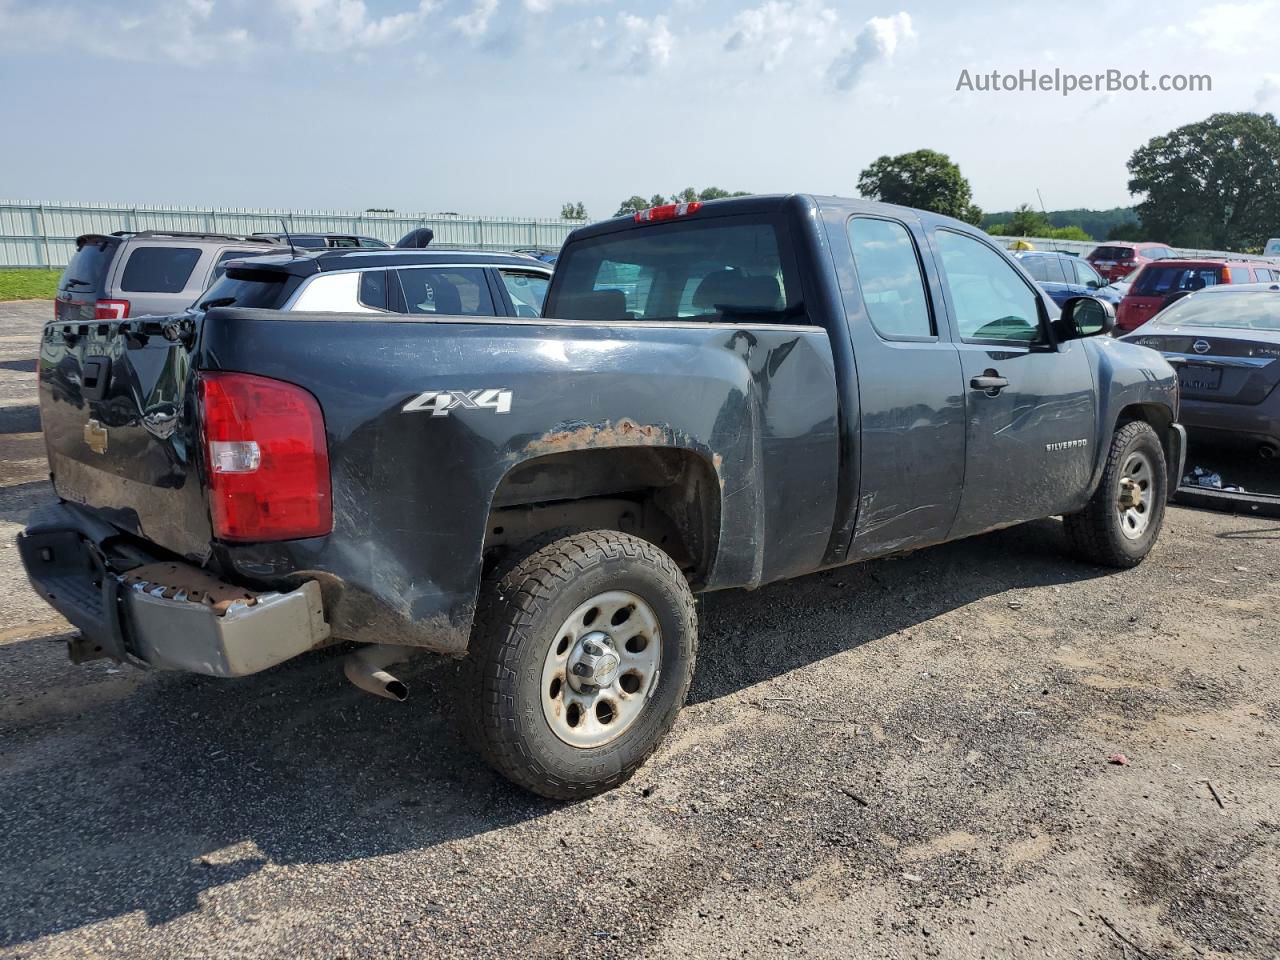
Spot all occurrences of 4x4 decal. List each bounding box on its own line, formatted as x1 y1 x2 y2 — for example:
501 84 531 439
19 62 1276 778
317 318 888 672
403 389 513 417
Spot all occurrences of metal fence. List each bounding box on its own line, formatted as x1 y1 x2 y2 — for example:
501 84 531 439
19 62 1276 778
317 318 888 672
1 201 1258 270
0 201 585 268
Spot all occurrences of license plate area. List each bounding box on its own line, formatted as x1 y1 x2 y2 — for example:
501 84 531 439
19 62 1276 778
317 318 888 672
1179 365 1222 393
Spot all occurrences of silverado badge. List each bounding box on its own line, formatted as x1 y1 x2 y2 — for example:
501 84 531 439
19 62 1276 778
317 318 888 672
83 419 108 455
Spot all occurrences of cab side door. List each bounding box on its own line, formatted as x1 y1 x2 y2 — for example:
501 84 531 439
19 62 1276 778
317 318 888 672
930 228 1098 539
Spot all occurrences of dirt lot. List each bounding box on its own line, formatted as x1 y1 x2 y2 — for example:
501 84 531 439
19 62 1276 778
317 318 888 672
2 299 1278 960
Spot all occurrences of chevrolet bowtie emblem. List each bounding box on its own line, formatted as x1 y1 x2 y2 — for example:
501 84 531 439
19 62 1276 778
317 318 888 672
83 419 108 455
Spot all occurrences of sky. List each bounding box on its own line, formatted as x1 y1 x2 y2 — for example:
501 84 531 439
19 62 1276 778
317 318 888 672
1 0 1279 221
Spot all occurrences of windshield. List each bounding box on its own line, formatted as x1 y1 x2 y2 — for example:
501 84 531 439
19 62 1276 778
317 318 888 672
1151 291 1280 331
546 215 799 323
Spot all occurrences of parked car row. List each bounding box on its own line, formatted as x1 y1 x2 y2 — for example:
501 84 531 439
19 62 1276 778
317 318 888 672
53 230 552 326
1116 258 1280 332
1010 242 1280 462
1123 283 1280 460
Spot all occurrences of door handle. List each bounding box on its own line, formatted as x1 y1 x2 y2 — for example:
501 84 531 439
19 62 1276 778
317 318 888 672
970 373 1009 394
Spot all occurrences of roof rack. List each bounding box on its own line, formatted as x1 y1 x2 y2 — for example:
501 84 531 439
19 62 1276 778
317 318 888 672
108 230 281 244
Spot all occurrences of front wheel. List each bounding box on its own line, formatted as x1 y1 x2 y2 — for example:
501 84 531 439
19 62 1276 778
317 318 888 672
462 530 697 799
1064 420 1168 568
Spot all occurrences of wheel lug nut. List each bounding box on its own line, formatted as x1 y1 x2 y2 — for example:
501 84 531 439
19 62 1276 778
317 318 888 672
572 663 591 676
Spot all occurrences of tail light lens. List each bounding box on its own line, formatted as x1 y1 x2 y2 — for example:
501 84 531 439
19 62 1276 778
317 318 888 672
199 371 332 542
95 299 130 320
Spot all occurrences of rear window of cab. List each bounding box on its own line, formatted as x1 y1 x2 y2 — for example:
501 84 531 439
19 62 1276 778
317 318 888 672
547 215 802 324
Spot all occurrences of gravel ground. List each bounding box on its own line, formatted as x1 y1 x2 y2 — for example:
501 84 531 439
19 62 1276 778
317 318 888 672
2 299 1278 959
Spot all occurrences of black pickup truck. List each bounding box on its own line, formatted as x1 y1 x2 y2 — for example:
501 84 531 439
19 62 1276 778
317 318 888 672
22 195 1184 798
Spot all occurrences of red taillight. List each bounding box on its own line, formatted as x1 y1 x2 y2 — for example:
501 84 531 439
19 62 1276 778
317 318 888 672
634 201 702 223
95 299 130 320
199 371 332 542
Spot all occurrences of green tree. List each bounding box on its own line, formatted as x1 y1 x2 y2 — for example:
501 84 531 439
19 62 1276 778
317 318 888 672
1105 222 1144 242
560 201 588 220
648 193 668 208
1128 112 1280 250
857 149 983 225
613 196 650 217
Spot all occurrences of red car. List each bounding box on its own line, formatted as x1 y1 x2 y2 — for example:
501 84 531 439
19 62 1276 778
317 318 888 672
1116 258 1280 333
1086 242 1176 283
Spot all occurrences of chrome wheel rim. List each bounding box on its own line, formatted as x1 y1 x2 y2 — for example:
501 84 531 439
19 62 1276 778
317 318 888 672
540 590 662 749
1116 450 1154 540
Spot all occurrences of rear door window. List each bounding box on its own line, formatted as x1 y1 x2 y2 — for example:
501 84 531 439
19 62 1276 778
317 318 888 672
848 217 934 338
395 267 495 316
499 270 551 318
119 246 202 293
1045 258 1072 283
547 215 798 324
1020 258 1049 282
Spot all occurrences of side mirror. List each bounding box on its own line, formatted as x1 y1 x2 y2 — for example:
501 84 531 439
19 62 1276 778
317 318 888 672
1059 296 1115 339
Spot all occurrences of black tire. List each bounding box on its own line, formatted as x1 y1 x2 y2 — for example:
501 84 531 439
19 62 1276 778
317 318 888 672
1064 420 1167 568
462 530 697 799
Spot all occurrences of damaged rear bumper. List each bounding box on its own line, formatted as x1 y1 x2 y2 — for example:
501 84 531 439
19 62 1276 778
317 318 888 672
18 503 330 678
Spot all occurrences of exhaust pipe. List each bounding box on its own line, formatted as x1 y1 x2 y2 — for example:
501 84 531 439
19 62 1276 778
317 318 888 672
343 644 413 702
1258 441 1280 461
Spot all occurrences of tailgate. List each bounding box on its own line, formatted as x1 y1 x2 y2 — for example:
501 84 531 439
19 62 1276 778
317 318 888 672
38 314 213 558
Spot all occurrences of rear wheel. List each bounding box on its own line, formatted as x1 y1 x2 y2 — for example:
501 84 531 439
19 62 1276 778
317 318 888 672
462 530 696 799
1064 420 1167 568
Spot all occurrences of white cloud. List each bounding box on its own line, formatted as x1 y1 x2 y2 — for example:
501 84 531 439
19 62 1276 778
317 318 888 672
452 0 498 37
1256 73 1280 106
724 0 837 72
584 12 674 74
827 11 913 92
0 0 253 63
276 0 435 52
1186 1 1276 53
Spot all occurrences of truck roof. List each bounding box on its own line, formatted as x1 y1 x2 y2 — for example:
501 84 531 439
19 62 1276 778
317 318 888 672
568 193 984 242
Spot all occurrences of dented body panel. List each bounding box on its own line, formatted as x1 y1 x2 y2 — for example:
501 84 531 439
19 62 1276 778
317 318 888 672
201 311 840 649
26 194 1182 667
